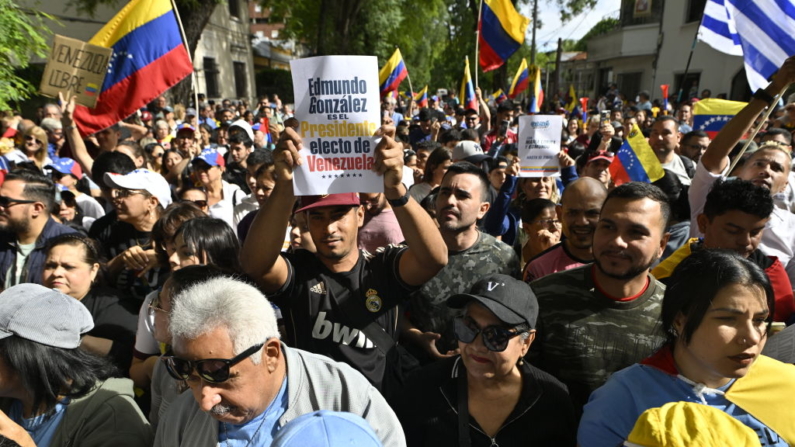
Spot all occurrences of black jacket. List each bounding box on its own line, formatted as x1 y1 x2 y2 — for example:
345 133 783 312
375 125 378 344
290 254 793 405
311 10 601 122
394 356 576 446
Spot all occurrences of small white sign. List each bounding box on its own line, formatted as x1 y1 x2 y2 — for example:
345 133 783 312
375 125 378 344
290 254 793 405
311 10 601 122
290 56 382 195
517 115 562 177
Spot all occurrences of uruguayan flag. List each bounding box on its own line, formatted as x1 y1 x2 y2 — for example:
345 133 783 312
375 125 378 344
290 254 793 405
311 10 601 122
698 0 795 92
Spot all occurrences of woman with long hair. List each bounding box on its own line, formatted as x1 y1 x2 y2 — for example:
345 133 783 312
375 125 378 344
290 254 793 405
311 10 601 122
408 147 452 204
0 284 152 446
579 249 795 446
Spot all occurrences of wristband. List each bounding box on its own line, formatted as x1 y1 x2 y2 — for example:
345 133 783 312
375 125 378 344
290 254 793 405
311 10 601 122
387 189 410 208
752 88 775 107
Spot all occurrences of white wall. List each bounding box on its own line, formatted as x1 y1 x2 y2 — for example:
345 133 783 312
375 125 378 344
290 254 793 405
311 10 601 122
653 1 743 97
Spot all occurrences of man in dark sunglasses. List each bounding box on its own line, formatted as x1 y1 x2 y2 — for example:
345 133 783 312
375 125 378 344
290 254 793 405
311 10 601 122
155 276 405 447
0 170 76 288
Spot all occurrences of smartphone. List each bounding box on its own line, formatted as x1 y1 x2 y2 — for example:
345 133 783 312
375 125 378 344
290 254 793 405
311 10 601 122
600 110 610 125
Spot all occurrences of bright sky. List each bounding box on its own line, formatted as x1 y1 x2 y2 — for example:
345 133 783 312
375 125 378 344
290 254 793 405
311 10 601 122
519 0 622 52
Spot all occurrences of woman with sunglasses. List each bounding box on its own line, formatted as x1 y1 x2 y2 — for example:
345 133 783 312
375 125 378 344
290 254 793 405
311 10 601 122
41 234 138 376
102 169 172 301
395 274 576 446
5 126 50 171
578 250 795 447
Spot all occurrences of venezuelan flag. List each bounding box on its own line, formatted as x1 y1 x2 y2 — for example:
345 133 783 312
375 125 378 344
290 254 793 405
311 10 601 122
491 89 507 103
527 65 543 113
579 97 589 123
565 85 577 112
460 57 478 110
72 0 193 136
508 59 529 99
379 49 408 96
693 98 747 139
479 0 530 72
609 124 665 186
414 86 428 108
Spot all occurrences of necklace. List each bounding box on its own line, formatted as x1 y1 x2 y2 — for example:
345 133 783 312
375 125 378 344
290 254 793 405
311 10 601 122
220 411 268 447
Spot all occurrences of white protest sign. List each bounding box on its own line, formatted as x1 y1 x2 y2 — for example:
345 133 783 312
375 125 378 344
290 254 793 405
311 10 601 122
290 56 382 195
517 115 562 177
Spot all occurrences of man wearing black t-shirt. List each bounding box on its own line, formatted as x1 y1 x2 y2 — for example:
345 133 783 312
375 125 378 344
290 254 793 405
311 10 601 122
241 126 447 392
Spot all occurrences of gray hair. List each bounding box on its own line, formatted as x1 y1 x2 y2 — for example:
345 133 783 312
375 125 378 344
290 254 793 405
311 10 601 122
169 277 280 365
40 118 62 132
155 120 169 130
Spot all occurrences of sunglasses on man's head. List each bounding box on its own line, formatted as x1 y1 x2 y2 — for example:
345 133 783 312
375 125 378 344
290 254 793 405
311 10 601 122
454 317 523 352
162 342 264 383
588 150 614 159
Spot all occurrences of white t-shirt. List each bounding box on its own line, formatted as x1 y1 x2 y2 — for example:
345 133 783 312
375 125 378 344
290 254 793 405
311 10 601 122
75 193 106 219
689 159 795 286
208 181 245 228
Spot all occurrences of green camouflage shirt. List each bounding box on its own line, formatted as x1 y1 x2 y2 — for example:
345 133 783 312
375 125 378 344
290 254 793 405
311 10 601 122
409 231 520 352
529 264 665 414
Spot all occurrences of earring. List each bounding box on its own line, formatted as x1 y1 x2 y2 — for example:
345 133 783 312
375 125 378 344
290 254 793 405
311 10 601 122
517 357 524 366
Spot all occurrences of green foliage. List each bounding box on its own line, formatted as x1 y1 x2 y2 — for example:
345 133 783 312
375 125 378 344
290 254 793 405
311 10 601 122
256 67 294 103
0 0 53 110
574 17 620 51
551 0 598 23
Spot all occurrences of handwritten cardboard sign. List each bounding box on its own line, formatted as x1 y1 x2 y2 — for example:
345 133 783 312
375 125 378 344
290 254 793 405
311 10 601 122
290 56 382 195
517 115 563 177
40 35 112 108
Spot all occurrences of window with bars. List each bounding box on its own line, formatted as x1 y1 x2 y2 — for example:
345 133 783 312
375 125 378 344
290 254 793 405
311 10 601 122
203 57 220 98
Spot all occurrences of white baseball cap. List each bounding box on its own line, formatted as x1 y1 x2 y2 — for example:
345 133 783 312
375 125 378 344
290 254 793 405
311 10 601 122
104 169 173 208
229 120 254 142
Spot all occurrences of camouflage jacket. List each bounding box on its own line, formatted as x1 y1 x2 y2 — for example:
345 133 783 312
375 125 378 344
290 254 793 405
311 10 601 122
529 264 665 415
409 231 520 352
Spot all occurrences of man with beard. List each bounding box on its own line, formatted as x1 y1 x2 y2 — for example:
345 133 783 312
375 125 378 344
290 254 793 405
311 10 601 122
0 170 75 287
240 126 446 397
404 162 520 363
523 177 607 281
529 182 669 416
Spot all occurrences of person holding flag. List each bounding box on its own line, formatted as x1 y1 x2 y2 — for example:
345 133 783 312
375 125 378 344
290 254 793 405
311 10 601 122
691 56 795 289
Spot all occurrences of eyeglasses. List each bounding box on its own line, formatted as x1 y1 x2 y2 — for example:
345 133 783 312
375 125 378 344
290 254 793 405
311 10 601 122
0 196 37 208
532 218 561 227
454 317 523 352
24 136 39 143
162 342 265 383
112 189 146 199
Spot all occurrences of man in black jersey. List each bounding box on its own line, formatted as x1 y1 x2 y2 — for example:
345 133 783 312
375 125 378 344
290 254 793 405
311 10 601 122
241 126 447 392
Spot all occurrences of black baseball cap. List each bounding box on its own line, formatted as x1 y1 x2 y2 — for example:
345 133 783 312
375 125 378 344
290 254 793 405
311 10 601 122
447 274 539 327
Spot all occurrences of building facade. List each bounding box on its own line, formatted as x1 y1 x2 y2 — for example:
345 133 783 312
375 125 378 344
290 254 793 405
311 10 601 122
585 0 745 103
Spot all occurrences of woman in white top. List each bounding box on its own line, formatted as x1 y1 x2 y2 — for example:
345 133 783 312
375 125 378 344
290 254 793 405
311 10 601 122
49 157 105 219
191 148 245 228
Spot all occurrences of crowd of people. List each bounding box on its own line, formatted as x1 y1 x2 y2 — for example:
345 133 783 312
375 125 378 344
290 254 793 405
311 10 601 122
1 56 795 446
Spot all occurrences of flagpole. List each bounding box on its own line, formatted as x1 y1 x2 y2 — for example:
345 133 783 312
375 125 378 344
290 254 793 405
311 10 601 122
676 21 702 104
170 0 198 109
397 46 415 112
727 87 787 173
474 0 483 89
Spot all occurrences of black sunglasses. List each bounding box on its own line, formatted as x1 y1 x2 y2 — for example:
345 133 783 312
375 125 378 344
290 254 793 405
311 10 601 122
162 342 264 383
454 317 523 352
181 199 208 208
0 196 37 208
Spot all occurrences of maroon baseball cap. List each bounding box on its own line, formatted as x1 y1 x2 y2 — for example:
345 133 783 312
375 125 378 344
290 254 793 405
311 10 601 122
587 150 615 164
296 193 361 213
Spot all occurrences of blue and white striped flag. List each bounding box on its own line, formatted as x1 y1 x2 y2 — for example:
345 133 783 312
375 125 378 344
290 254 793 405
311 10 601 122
698 0 795 92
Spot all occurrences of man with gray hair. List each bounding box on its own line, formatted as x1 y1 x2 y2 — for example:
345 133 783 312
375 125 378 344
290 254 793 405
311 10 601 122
40 117 64 158
154 276 406 447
